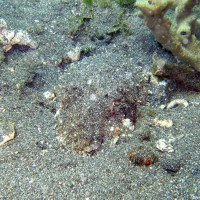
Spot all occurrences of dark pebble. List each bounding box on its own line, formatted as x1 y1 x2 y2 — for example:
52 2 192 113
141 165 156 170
161 158 181 173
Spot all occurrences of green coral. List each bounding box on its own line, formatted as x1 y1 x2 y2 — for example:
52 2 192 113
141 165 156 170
135 0 200 72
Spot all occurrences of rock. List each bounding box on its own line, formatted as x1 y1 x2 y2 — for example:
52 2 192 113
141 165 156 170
161 157 181 173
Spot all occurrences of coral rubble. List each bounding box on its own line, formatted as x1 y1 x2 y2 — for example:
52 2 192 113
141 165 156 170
0 18 38 52
136 0 200 72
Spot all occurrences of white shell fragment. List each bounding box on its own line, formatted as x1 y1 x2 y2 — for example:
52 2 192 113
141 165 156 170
122 118 134 130
67 48 81 62
0 122 16 147
155 139 174 153
153 118 173 128
166 99 189 109
43 91 55 101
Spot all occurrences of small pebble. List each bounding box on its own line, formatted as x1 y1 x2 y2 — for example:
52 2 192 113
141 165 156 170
161 157 181 173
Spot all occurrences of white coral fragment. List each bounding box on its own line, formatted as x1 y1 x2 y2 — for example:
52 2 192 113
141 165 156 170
12 30 38 49
155 139 174 153
67 48 81 62
166 99 189 109
122 118 134 130
153 118 173 128
43 91 55 101
0 18 38 52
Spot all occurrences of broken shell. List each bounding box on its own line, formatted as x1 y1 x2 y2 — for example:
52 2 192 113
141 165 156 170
0 122 16 146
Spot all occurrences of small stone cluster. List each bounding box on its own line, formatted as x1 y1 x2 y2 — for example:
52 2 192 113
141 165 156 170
0 18 38 52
